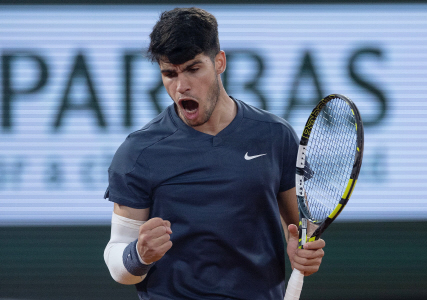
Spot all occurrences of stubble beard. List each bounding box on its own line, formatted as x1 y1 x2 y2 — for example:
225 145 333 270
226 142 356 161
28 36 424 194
183 75 220 128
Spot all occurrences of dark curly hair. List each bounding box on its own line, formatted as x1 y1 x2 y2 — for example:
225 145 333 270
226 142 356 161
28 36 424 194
147 7 220 65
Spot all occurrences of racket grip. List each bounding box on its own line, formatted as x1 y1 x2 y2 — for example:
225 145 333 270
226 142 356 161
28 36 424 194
284 269 304 300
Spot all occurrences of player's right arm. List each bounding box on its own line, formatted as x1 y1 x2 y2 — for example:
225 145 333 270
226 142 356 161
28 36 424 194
104 203 172 285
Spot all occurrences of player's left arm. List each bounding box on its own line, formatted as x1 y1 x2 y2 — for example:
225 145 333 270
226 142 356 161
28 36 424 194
277 188 326 276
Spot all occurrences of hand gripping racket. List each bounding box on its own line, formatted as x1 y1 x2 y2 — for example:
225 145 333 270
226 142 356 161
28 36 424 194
284 94 364 300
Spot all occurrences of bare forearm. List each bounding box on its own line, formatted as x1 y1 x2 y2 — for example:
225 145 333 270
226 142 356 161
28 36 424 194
277 187 299 242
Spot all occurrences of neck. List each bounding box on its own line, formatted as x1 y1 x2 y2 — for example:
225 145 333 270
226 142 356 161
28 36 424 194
193 86 236 136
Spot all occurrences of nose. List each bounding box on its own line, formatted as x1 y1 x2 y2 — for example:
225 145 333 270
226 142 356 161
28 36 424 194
176 74 191 94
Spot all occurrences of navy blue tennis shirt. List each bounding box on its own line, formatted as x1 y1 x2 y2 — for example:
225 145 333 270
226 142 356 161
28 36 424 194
105 98 299 300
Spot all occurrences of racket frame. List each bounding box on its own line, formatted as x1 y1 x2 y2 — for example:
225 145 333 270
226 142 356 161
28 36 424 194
295 94 364 244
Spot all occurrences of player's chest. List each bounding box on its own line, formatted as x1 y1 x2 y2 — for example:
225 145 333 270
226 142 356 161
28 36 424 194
145 132 286 220
148 135 280 188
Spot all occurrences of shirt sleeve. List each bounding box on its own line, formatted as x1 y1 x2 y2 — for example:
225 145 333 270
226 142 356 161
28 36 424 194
104 135 153 209
278 123 299 192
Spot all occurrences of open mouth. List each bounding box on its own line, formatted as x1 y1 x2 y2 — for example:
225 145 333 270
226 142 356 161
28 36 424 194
178 99 200 122
180 99 199 113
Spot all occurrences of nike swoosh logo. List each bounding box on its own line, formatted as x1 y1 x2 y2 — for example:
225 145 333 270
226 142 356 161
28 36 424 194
244 152 267 160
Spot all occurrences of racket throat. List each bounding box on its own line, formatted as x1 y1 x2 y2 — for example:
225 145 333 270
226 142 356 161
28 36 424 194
300 218 307 248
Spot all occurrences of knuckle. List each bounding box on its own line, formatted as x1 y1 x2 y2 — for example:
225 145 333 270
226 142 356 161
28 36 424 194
143 238 155 249
138 234 149 245
142 232 153 242
149 217 164 226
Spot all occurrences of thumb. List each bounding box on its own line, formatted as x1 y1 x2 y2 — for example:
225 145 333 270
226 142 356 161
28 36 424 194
286 223 300 272
288 224 299 241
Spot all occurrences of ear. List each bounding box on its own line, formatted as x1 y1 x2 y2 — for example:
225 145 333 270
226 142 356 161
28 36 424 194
215 50 226 75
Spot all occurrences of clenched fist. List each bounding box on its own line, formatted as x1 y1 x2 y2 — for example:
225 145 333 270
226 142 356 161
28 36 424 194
137 217 173 264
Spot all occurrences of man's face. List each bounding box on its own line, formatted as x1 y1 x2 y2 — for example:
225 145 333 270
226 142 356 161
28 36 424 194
159 53 220 128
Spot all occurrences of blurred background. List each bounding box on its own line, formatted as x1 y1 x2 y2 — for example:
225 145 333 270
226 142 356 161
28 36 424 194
0 0 426 299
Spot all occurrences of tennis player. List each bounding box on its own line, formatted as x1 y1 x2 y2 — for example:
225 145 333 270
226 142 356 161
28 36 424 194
104 7 325 300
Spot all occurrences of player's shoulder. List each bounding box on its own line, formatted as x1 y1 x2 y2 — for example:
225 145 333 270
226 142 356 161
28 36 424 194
237 98 296 135
109 107 178 174
129 106 178 142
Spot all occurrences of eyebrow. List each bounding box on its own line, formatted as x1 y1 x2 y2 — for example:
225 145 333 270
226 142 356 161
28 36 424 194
161 60 203 74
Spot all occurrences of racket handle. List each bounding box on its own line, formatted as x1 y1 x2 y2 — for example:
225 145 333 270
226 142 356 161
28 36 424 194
284 269 304 300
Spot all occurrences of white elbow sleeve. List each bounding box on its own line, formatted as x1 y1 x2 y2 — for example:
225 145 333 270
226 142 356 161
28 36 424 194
104 212 148 285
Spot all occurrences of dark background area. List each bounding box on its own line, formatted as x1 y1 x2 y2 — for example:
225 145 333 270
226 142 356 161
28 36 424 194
1 222 426 300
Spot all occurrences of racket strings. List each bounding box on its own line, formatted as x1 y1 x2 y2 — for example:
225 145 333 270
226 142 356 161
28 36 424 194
303 98 357 222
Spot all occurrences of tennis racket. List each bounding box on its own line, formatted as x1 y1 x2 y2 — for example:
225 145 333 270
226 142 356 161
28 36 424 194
284 94 364 300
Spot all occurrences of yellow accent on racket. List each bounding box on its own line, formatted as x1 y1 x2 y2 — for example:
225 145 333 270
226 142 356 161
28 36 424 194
328 204 342 219
342 179 354 199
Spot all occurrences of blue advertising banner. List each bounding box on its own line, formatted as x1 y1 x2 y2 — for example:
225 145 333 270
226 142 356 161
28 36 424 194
1 4 426 224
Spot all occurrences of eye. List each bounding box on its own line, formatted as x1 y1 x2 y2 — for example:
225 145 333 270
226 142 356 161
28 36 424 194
189 68 199 73
164 72 176 78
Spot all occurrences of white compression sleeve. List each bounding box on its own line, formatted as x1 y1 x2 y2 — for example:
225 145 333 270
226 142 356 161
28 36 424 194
104 212 147 285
